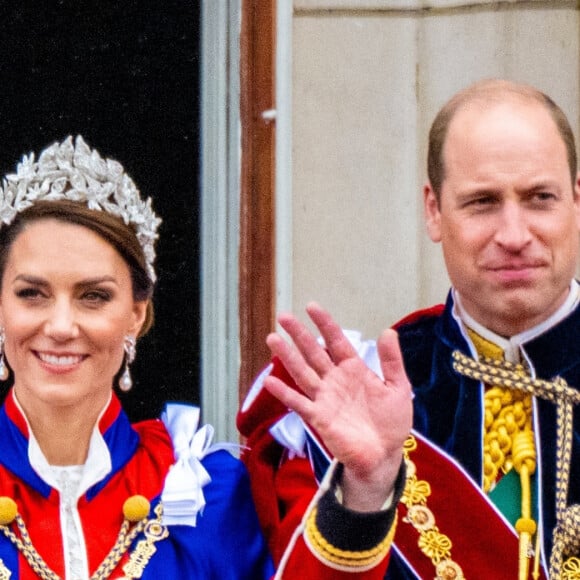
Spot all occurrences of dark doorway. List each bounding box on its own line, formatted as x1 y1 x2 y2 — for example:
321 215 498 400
0 1 201 421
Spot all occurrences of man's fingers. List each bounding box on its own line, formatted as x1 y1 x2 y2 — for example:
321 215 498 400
377 328 413 396
306 302 358 364
276 310 334 376
263 375 314 420
266 331 321 397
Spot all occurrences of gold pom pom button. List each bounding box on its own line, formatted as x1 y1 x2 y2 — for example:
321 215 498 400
0 497 17 525
123 495 150 522
515 517 537 535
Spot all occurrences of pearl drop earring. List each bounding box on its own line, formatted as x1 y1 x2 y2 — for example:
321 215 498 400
0 328 8 381
119 336 136 392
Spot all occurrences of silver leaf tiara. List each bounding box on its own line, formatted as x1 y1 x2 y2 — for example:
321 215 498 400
0 135 161 282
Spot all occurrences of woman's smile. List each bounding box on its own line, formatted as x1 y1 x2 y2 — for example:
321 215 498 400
0 219 146 411
34 350 88 371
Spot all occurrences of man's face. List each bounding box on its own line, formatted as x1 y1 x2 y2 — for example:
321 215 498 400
424 100 580 336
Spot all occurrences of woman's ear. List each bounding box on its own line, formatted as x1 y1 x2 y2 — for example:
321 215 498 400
129 300 149 338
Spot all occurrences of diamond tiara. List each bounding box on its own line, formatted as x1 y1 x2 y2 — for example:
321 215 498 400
0 135 161 282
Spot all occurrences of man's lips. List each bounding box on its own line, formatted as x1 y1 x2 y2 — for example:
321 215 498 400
486 260 545 271
484 262 544 283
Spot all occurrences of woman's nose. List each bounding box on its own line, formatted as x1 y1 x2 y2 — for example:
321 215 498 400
43 300 79 340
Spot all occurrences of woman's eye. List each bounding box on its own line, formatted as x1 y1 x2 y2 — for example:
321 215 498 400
82 291 112 303
15 287 43 299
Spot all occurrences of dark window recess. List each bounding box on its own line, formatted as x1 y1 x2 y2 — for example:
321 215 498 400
0 1 201 421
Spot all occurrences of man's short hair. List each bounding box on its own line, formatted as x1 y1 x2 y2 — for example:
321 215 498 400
427 79 578 203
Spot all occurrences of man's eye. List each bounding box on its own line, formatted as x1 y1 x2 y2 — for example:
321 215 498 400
533 192 556 202
465 196 496 209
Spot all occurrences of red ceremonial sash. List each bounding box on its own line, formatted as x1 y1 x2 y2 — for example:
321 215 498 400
393 430 548 579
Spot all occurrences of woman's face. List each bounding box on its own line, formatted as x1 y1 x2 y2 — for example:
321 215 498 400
0 219 147 413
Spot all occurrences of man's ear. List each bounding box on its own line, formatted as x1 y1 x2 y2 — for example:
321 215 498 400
574 171 580 231
424 182 442 243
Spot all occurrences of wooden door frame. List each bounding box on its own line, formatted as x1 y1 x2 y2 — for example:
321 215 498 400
239 0 277 400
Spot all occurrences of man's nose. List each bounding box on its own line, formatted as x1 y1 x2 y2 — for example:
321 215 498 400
493 202 533 251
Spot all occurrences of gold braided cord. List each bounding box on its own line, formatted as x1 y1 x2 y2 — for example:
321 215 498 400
465 329 538 579
483 386 537 579
451 351 580 406
515 432 537 580
304 505 396 568
562 556 580 579
452 350 580 579
122 506 169 578
0 499 167 579
550 505 580 579
483 386 533 492
401 435 465 580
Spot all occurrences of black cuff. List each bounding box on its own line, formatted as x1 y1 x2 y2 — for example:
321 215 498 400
314 459 406 552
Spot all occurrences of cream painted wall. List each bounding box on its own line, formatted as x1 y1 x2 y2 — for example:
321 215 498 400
286 1 580 338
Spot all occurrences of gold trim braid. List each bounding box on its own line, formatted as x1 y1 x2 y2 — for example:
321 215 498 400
0 498 168 580
401 435 465 580
452 350 580 578
304 505 396 569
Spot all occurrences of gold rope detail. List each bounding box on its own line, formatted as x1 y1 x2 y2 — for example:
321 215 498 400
477 346 537 580
562 556 580 579
0 558 10 579
401 435 465 580
452 350 580 578
122 503 169 578
451 351 580 406
0 497 167 579
304 505 396 568
483 386 532 492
